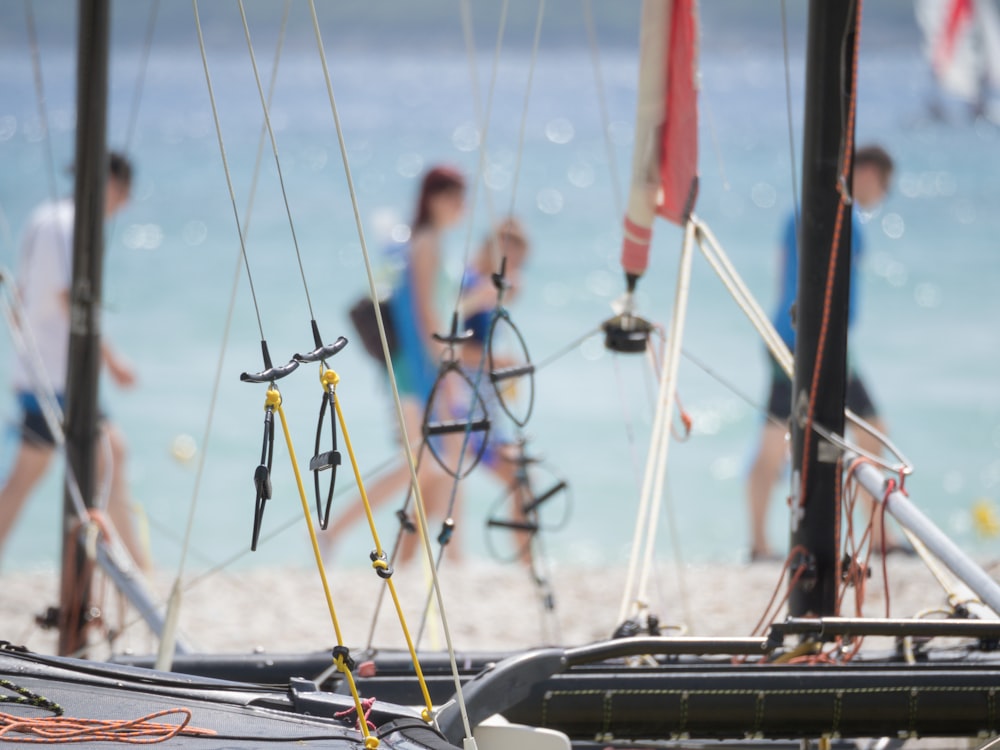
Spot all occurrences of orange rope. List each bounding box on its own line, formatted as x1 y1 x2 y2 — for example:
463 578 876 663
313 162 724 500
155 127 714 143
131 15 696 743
749 544 812 639
797 0 863 509
0 707 216 744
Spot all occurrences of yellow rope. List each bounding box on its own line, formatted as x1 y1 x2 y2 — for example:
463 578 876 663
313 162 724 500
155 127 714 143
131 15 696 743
327 370 435 721
267 387 377 747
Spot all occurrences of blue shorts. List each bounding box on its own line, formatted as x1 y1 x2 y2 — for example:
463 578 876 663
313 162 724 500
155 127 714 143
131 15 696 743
17 392 64 448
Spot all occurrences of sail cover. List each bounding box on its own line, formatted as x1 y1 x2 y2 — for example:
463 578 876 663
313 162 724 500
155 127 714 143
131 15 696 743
916 0 1000 103
620 0 699 277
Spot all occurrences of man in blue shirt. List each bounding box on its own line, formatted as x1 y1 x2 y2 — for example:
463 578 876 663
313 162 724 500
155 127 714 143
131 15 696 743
747 145 898 562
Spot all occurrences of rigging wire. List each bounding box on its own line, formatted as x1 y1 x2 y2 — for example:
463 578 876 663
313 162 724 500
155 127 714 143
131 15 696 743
23 0 60 212
107 0 160 276
192 0 266 342
305 0 474 738
780 0 801 235
532 325 601 372
581 0 624 218
122 0 160 151
236 0 316 321
702 98 731 191
680 347 784 429
506 0 546 218
453 0 508 308
156 0 294 672
439 0 517 522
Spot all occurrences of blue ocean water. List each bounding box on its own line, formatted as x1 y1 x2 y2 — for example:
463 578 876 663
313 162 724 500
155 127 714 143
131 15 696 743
0 2 997 573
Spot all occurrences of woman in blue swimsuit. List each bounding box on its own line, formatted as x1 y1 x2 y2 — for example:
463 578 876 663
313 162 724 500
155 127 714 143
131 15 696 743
326 167 466 564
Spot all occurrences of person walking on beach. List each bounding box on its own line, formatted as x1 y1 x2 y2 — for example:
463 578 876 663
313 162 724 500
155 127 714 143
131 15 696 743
359 165 467 565
0 151 150 572
746 144 902 563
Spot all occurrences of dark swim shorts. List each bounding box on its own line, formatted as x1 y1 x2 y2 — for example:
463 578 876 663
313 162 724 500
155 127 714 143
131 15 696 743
17 392 64 448
766 371 877 422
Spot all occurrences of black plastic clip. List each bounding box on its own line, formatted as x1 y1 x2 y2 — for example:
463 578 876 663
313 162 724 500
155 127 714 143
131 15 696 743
331 645 356 673
251 406 275 551
293 321 348 364
432 311 475 348
396 509 416 534
522 480 568 514
241 340 299 383
437 517 456 546
490 256 509 292
486 518 539 533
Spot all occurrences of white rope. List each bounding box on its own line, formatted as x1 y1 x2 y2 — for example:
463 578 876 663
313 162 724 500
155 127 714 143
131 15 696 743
617 221 695 624
693 218 794 376
643 339 694 632
157 0 293 673
634 219 695 621
306 1 474 740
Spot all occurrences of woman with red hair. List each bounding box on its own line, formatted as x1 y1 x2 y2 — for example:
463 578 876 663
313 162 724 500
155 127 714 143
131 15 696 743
369 166 467 563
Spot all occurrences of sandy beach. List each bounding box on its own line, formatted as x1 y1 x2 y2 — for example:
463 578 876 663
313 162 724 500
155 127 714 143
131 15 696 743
0 556 994 748
0 555 990 657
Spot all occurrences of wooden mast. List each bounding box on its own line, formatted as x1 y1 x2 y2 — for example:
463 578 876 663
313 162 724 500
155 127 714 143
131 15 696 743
788 0 859 617
58 0 111 656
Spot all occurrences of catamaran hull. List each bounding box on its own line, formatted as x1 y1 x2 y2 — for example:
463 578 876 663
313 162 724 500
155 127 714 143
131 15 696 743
118 647 1000 741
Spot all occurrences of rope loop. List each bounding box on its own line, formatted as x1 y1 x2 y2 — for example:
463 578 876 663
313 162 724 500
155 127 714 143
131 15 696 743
0 706 216 743
334 696 376 733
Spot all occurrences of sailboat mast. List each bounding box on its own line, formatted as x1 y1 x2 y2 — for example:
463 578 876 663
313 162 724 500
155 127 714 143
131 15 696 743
58 0 111 656
788 0 859 618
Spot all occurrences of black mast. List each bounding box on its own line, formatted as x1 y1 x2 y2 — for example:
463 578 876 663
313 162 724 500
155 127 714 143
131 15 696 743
59 0 111 656
788 0 859 617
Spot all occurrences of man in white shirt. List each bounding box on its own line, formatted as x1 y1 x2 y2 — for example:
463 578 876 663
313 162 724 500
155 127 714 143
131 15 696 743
0 152 150 572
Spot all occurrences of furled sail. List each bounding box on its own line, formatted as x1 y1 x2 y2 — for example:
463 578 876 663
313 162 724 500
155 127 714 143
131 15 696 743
916 0 1000 106
620 0 699 278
